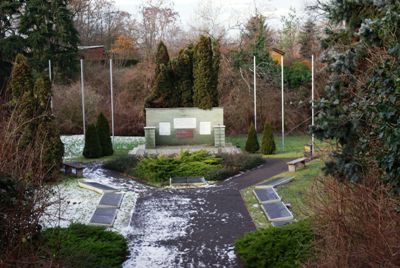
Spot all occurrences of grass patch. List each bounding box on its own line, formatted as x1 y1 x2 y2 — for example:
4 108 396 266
241 159 323 228
227 134 325 158
235 219 314 268
38 223 127 268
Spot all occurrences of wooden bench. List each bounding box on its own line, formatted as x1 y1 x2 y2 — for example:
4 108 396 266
287 157 307 172
63 163 84 177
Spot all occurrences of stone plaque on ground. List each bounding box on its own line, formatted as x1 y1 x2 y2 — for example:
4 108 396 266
256 176 295 188
261 202 294 221
89 207 117 226
98 192 124 208
271 221 291 227
253 188 281 203
78 181 117 194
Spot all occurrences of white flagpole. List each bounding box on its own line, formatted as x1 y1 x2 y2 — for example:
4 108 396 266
49 59 53 110
253 55 257 132
281 55 285 151
311 54 315 156
80 59 86 135
110 58 115 145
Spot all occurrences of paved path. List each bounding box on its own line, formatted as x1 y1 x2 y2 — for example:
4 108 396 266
84 158 290 268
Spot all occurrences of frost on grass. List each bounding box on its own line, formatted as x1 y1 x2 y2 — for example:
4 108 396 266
61 135 144 159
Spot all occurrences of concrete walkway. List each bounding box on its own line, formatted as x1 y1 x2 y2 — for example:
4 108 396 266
83 158 290 268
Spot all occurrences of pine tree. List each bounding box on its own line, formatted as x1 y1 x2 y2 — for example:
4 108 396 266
260 123 276 154
193 35 214 109
245 123 260 153
83 124 102 158
19 0 79 79
96 113 113 156
299 18 319 59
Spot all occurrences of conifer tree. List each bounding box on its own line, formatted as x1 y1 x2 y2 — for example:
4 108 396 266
211 39 220 107
9 54 33 103
260 123 276 154
193 35 214 109
155 41 170 76
83 124 102 158
172 45 194 107
96 113 113 156
299 18 319 59
245 123 260 153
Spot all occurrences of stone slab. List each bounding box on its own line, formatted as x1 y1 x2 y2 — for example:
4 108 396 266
78 180 117 194
89 207 117 227
253 187 281 204
98 192 124 208
261 202 294 222
271 221 292 227
129 144 242 157
256 176 295 188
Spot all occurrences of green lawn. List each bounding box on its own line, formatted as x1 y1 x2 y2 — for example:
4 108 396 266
240 159 323 228
226 134 326 158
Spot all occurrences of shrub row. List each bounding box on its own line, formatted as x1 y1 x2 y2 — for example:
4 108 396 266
83 113 114 158
39 223 127 268
245 122 276 154
235 219 314 268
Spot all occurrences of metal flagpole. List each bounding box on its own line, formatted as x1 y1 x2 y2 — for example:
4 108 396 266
311 54 315 156
253 55 257 132
110 58 115 145
281 55 285 151
80 59 86 136
49 59 53 110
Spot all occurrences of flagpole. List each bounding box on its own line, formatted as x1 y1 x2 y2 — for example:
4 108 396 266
110 58 115 145
253 55 257 132
80 58 86 135
281 55 285 151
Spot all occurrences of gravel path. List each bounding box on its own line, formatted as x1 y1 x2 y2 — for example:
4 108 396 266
83 158 290 268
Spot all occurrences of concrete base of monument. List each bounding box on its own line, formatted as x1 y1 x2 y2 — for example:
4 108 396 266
128 143 241 156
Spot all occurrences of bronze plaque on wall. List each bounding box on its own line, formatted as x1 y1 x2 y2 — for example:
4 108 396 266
176 129 193 138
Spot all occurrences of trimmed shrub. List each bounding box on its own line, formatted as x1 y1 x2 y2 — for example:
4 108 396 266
39 223 127 268
103 155 138 173
133 150 222 184
83 124 102 158
204 168 237 181
245 123 259 153
96 113 113 156
220 153 265 171
260 122 276 155
235 219 314 268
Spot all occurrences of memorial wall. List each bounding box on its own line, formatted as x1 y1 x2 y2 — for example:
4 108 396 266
145 108 224 146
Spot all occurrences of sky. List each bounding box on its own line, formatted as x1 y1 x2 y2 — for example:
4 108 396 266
115 0 314 37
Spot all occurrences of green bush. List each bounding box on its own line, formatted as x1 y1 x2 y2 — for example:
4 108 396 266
83 124 102 158
220 153 265 171
285 61 311 89
260 123 276 155
204 168 238 181
96 113 114 156
235 219 314 268
133 150 222 184
103 155 138 173
245 123 260 153
39 223 127 268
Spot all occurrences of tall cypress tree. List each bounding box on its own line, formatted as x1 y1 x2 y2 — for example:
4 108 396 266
299 18 318 59
83 124 102 158
145 42 179 108
9 54 34 103
211 39 220 107
193 35 214 109
96 113 113 156
245 122 260 153
172 45 194 107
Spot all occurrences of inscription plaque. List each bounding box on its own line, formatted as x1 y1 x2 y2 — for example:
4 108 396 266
174 118 196 129
159 122 171 135
199 122 211 135
176 129 193 138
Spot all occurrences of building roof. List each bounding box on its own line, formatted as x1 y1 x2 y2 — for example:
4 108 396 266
78 45 104 50
270 47 285 56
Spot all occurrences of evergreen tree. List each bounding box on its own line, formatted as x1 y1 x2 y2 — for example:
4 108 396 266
145 41 179 108
96 113 113 156
155 41 170 76
172 45 194 107
193 35 214 109
19 0 79 79
260 123 276 154
9 54 34 103
145 64 179 108
299 18 319 59
245 123 260 153
83 124 102 158
211 39 220 107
